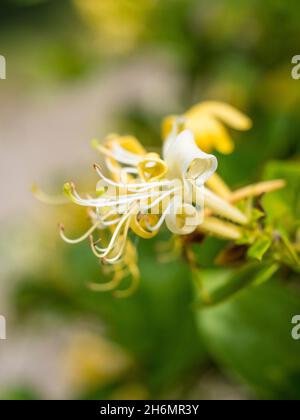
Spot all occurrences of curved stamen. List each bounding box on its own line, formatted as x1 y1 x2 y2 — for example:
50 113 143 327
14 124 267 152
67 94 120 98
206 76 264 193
103 218 132 264
65 181 164 209
92 139 142 166
143 187 180 211
89 235 105 258
95 212 133 257
104 237 128 263
105 158 138 179
94 164 175 191
88 270 125 292
114 274 140 298
32 183 70 205
59 221 102 244
145 203 173 231
92 207 136 257
101 217 122 227
113 143 143 166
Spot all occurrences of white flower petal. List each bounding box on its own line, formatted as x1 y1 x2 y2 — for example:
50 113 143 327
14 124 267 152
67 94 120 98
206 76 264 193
165 198 201 235
163 129 218 184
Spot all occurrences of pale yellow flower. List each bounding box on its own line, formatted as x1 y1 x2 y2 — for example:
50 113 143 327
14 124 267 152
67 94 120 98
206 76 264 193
162 101 252 154
73 0 156 54
34 104 288 296
63 334 131 390
34 116 259 296
61 128 220 262
59 125 250 298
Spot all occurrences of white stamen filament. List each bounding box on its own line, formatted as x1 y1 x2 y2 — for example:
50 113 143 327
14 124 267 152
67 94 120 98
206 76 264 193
146 203 173 232
92 206 136 258
94 164 175 191
142 187 180 212
67 183 168 209
59 221 102 244
93 142 142 166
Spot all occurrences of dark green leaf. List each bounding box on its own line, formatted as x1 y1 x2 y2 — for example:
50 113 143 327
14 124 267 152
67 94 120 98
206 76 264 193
198 280 300 399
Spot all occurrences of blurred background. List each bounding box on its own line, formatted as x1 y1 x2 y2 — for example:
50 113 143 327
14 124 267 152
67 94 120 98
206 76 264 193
0 0 300 400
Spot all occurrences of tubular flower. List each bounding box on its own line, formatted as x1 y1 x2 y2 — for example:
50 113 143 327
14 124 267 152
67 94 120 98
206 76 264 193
61 128 218 259
34 101 290 296
162 101 252 154
59 122 252 295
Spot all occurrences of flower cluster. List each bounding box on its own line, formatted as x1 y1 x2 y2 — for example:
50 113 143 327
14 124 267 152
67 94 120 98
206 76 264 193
35 101 286 296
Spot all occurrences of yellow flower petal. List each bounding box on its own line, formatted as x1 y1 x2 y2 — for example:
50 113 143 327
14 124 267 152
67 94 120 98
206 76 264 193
162 101 252 155
187 101 252 131
137 152 168 182
161 115 178 140
130 214 159 239
206 173 232 200
186 114 234 154
198 217 242 240
115 135 146 155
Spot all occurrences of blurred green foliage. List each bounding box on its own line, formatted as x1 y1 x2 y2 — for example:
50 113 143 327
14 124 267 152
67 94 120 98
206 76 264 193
198 280 300 400
1 0 300 400
10 156 300 399
13 236 207 398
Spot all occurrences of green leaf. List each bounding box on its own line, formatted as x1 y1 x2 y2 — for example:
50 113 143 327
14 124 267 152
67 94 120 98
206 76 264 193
195 263 278 306
278 228 300 267
0 387 41 401
251 208 266 222
252 263 280 286
247 237 272 261
262 161 300 230
197 281 300 399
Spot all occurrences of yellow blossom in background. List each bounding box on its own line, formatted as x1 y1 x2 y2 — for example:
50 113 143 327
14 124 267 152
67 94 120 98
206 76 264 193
162 101 252 154
63 334 132 390
73 0 156 54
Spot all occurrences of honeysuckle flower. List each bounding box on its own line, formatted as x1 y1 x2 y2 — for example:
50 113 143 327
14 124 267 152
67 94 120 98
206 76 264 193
34 101 293 296
162 101 252 154
163 128 217 185
61 129 220 260
58 123 254 297
33 110 262 297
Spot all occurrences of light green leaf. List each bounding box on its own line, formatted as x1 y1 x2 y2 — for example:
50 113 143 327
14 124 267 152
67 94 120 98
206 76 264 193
247 237 272 261
262 161 300 229
195 263 278 306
